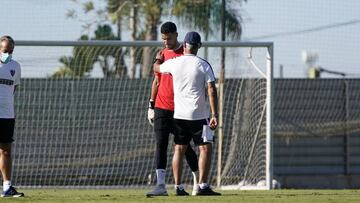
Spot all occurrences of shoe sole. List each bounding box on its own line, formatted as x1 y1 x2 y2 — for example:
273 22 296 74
196 193 221 196
1 194 24 198
175 193 189 196
146 193 168 197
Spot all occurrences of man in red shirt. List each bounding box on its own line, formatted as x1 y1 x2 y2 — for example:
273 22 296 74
146 22 198 197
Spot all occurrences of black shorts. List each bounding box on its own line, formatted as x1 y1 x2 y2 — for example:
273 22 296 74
0 118 15 143
154 108 174 133
174 118 214 146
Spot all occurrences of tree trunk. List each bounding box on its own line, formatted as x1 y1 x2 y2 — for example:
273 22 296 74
129 2 137 79
114 16 127 78
204 3 210 60
141 22 158 78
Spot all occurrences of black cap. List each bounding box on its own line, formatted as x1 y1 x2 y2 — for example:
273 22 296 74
184 31 201 45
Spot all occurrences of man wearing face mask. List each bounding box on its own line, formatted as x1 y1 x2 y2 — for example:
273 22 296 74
0 36 23 198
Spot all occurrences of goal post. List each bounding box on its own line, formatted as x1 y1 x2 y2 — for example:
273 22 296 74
13 40 273 189
210 42 274 190
266 44 274 190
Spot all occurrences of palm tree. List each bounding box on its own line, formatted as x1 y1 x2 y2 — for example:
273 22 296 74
76 0 245 78
140 0 167 78
171 0 245 58
54 35 96 78
107 0 129 39
54 25 123 78
107 0 131 77
106 0 167 78
172 0 243 39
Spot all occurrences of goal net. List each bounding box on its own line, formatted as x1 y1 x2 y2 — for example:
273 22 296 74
12 41 273 189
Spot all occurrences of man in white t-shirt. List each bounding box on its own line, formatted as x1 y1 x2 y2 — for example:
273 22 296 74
153 31 221 196
0 36 23 198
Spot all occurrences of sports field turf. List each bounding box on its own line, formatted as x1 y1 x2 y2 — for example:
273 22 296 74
1 189 360 203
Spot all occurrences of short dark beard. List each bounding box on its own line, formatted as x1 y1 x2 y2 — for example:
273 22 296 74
167 41 180 50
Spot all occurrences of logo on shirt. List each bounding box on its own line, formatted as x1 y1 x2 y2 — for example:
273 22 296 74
10 70 15 77
0 79 14 85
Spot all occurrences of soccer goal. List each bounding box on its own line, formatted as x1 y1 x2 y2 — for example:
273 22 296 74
13 40 273 189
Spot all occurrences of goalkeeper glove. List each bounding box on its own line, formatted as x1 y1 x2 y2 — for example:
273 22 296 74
148 100 155 126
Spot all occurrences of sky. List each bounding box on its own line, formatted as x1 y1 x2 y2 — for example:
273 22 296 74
241 0 360 78
1 0 359 78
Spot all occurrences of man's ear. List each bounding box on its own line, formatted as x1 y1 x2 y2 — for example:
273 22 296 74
198 43 202 49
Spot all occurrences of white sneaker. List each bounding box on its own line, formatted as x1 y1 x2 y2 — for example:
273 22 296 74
146 184 168 197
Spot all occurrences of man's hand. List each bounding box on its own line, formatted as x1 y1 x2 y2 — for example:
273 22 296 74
153 51 164 73
148 100 155 126
154 51 164 64
209 115 218 130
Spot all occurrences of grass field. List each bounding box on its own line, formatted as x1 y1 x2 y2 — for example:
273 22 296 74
1 189 360 203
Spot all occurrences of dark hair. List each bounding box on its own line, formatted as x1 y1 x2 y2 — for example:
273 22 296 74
161 22 177 34
0 35 15 53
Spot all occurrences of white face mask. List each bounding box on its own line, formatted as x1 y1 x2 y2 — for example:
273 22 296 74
0 52 11 64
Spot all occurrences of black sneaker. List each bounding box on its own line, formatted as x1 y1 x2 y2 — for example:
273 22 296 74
196 186 221 196
175 187 189 196
1 186 24 198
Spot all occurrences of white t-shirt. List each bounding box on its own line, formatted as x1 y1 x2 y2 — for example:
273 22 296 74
0 60 21 118
160 54 216 120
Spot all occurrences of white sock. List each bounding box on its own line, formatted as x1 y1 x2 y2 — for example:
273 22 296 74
192 171 198 186
3 181 11 192
175 184 184 190
156 169 166 185
199 183 209 189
